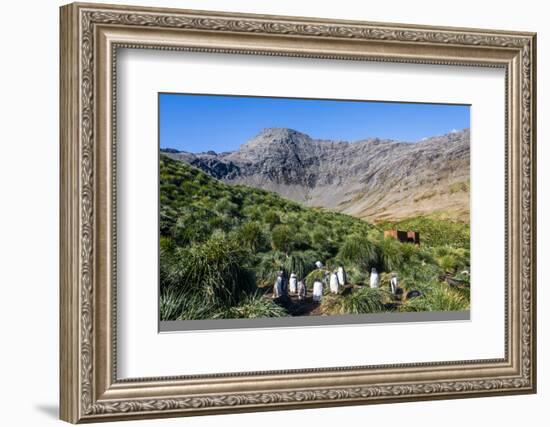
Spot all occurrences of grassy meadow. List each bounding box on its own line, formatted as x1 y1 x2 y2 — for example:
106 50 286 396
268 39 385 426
160 155 470 321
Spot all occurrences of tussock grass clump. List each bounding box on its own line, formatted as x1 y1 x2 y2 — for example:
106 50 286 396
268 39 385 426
255 251 287 287
215 293 287 319
400 282 469 312
378 238 404 272
160 290 218 321
321 287 389 315
255 250 318 287
283 251 318 280
346 266 368 286
160 235 256 319
337 234 378 269
433 246 470 273
236 221 268 252
159 288 183 320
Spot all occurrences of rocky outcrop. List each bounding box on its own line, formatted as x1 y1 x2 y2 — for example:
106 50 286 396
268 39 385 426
162 127 470 222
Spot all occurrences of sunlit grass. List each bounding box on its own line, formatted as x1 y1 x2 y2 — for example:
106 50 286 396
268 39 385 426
159 156 470 320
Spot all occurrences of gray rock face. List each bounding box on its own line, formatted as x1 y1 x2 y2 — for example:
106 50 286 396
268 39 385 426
162 127 470 222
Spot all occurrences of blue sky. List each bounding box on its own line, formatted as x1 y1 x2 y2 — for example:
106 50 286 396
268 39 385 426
159 93 470 153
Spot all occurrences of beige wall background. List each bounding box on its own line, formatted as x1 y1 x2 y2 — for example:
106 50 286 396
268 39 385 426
0 0 545 425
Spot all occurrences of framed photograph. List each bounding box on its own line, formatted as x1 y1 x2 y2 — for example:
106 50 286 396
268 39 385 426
60 2 537 423
157 94 472 332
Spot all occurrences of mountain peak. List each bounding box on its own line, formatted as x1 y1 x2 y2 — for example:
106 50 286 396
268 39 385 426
241 128 312 151
254 127 310 140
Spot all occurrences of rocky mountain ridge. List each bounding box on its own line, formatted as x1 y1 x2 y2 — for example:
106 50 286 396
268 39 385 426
162 127 470 222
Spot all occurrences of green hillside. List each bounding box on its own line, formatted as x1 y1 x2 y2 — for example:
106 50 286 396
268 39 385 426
160 155 470 321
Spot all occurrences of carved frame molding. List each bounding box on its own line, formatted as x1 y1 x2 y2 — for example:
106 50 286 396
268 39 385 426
60 2 536 423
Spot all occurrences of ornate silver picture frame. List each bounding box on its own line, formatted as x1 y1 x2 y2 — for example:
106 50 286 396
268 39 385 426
60 2 536 423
